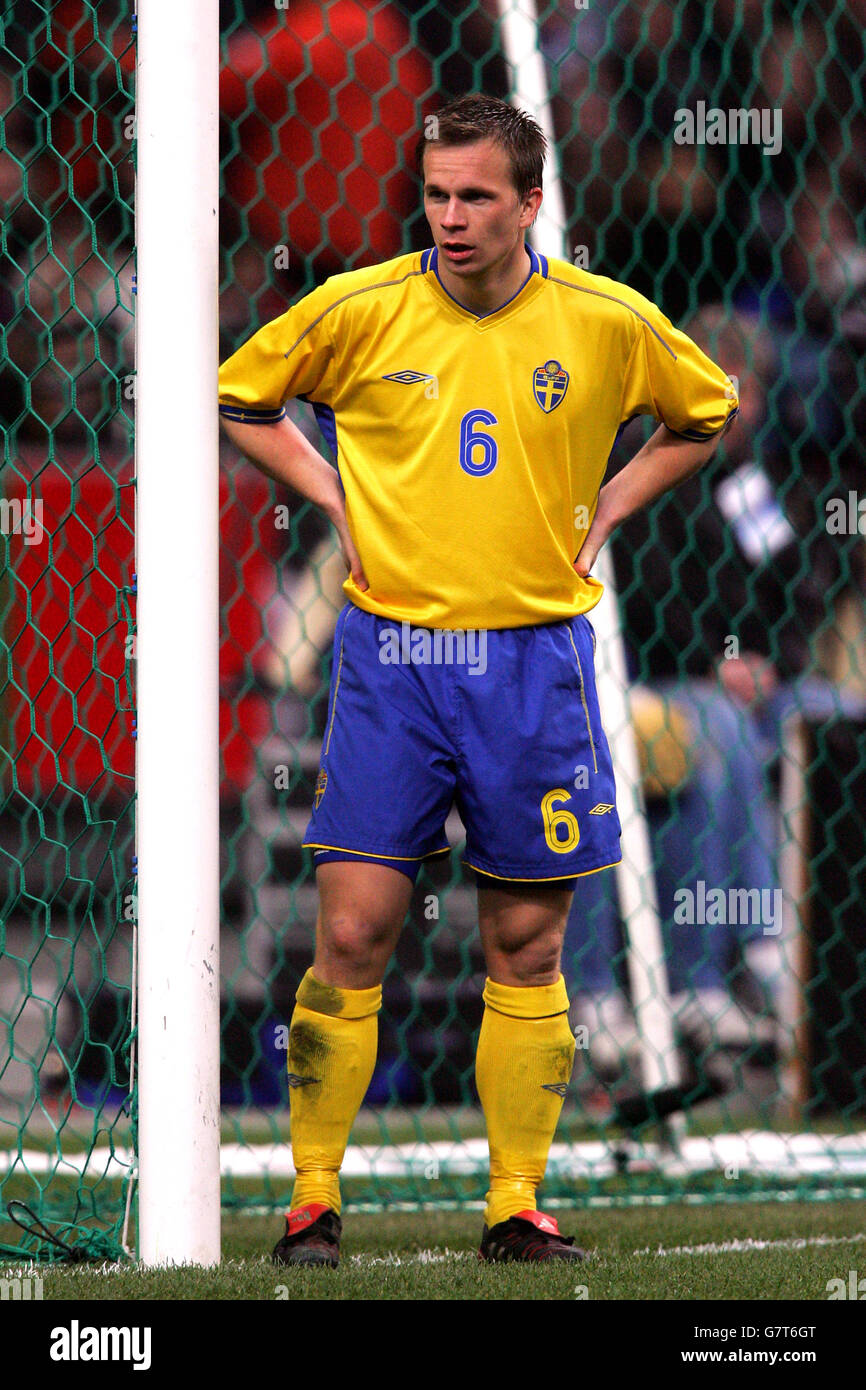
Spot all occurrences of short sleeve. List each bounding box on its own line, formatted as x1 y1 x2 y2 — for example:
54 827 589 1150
218 283 337 424
619 295 739 440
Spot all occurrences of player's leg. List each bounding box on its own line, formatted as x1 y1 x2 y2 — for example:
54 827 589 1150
276 604 454 1265
474 880 584 1259
275 859 413 1267
286 861 411 1204
454 614 620 1260
310 858 412 988
478 878 571 988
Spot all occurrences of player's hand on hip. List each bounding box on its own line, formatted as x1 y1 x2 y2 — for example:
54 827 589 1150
331 501 369 592
573 512 611 579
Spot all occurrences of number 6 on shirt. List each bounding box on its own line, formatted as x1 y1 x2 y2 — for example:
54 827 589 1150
459 409 498 477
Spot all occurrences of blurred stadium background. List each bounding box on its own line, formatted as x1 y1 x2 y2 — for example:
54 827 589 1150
1 0 865 1263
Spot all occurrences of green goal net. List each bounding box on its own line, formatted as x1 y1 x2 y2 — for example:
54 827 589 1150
0 0 135 1259
2 0 865 1259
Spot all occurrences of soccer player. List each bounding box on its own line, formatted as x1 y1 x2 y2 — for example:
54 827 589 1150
218 94 738 1266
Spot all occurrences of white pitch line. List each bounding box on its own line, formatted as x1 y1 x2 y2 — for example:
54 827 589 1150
8 1132 866 1181
635 1232 866 1257
348 1248 474 1268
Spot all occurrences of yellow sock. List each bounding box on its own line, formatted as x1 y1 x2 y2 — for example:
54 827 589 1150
475 975 575 1229
287 969 381 1216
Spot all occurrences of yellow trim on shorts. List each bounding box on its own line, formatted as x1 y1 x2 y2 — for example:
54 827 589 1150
567 627 598 774
464 857 621 882
304 842 451 862
323 607 358 757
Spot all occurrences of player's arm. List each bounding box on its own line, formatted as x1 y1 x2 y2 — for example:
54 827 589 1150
219 413 368 591
574 423 723 577
575 293 739 576
218 285 368 590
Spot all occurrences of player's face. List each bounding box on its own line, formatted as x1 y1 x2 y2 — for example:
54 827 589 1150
422 139 541 297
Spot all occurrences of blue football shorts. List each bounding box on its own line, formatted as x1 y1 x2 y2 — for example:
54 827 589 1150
303 603 622 884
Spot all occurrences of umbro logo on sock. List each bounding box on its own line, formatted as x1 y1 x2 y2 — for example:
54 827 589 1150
287 1073 320 1088
541 1082 568 1097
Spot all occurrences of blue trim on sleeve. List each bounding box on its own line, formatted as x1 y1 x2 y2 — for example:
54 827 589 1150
311 401 339 469
218 403 286 424
667 406 740 441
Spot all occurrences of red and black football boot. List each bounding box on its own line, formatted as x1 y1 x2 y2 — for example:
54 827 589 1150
272 1203 342 1268
478 1209 586 1263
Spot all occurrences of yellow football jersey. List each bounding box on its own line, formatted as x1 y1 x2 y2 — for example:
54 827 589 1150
218 247 738 629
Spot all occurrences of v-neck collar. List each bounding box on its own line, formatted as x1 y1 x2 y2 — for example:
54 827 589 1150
421 245 549 325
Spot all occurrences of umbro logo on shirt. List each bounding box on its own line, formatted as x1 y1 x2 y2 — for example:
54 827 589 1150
382 369 439 399
382 369 428 384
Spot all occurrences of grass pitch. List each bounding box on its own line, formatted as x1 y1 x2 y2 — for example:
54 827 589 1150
24 1200 866 1301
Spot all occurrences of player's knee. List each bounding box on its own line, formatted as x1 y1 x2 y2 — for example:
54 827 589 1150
318 913 392 970
509 945 563 986
492 926 563 985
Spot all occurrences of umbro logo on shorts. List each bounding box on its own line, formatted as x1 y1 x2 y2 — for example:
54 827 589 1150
589 802 615 815
287 1073 320 1088
541 1082 569 1097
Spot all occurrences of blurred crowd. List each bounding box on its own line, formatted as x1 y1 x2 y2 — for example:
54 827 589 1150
1 0 864 1104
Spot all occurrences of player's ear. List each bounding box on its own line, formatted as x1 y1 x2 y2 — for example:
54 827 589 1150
520 186 543 229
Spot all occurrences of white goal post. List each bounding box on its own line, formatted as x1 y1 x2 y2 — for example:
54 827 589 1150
135 0 222 1265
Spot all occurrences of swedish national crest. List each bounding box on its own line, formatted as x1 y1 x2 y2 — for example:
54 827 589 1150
533 359 569 413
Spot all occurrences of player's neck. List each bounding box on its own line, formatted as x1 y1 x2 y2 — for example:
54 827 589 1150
437 244 531 316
